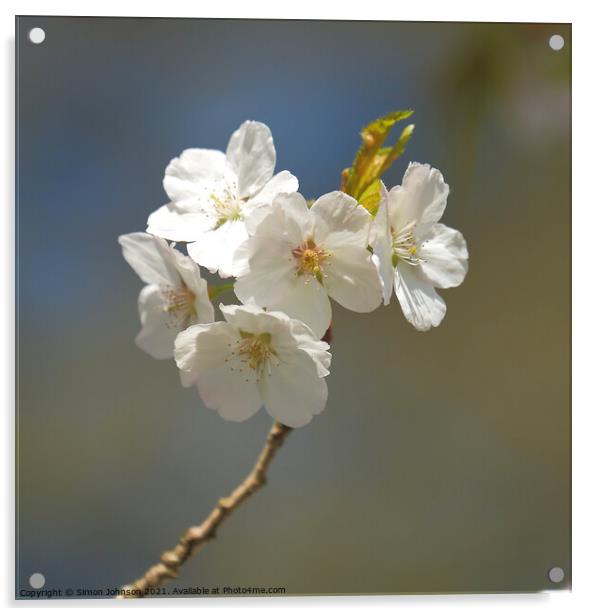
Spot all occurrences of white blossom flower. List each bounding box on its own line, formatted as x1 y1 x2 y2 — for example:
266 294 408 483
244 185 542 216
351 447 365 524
119 232 214 359
233 191 382 339
371 163 468 331
146 121 298 278
174 304 331 428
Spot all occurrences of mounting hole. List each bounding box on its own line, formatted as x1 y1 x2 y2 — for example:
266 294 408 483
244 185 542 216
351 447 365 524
29 573 46 589
28 28 46 45
548 566 565 583
549 34 565 51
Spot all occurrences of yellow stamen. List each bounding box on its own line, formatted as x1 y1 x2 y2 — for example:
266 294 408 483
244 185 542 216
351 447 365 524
236 331 277 378
292 239 330 283
391 221 422 266
210 192 243 228
162 283 196 328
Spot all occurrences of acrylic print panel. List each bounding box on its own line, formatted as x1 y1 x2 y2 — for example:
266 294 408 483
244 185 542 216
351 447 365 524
16 17 571 599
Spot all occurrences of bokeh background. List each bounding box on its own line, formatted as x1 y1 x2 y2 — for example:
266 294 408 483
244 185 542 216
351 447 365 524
16 18 570 597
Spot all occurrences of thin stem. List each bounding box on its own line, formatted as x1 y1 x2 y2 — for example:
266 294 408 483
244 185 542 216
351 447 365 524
119 421 293 598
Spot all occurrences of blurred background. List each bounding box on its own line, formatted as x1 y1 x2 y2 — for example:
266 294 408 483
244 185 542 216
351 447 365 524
16 18 570 596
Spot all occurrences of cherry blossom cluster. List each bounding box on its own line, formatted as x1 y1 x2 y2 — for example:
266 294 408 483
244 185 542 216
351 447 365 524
119 121 468 427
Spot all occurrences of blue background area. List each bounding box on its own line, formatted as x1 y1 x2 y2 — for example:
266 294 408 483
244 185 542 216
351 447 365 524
16 17 570 597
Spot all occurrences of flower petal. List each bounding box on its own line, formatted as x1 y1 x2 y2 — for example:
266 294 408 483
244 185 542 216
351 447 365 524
146 203 212 242
171 251 215 324
220 304 331 377
391 162 449 235
267 278 332 340
234 193 312 304
174 322 238 375
259 349 328 428
197 359 262 422
225 121 275 199
310 191 371 249
175 321 262 421
220 303 288 338
419 223 469 289
163 148 231 206
234 238 297 307
370 182 394 305
245 170 299 208
135 285 178 359
119 232 178 286
246 191 312 242
288 318 331 377
186 219 249 278
394 264 446 331
228 236 252 278
325 245 382 313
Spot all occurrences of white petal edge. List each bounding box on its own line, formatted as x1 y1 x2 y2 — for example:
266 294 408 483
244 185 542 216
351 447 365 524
172 250 215 324
394 264 446 331
146 203 212 242
186 219 249 278
245 170 299 209
418 223 469 289
370 181 395 305
259 349 328 428
225 121 275 199
196 357 263 422
288 318 331 378
246 191 312 243
390 162 450 235
174 321 239 376
267 277 332 340
163 148 229 205
233 238 298 307
310 191 372 249
135 285 178 359
325 245 383 313
119 232 179 286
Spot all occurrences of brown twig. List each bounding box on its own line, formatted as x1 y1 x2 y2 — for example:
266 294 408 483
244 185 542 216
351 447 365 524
119 421 293 598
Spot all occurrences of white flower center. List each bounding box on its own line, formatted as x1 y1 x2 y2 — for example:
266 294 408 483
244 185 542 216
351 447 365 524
225 331 280 382
292 239 330 284
210 189 244 228
161 282 196 329
391 221 423 266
